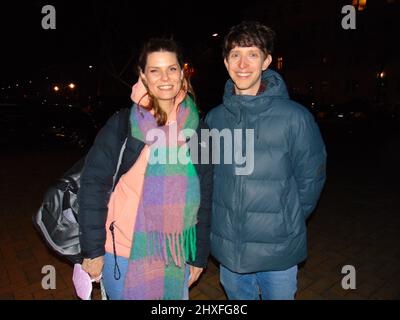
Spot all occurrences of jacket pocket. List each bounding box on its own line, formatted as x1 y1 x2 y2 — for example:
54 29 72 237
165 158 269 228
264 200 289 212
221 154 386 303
242 211 289 243
106 182 137 248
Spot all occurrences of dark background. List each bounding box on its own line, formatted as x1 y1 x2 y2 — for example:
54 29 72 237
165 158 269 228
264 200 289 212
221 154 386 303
1 0 398 160
0 0 399 300
1 0 398 112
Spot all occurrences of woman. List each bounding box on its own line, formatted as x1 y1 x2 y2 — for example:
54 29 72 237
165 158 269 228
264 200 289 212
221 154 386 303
78 38 213 300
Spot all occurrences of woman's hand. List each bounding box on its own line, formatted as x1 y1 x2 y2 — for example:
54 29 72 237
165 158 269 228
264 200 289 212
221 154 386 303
82 256 104 283
188 265 204 287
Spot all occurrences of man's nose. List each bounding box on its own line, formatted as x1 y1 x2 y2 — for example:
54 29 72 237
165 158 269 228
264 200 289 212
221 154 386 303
239 57 248 69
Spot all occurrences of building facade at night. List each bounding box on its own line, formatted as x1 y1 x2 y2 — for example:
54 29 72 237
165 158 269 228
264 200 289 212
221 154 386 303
241 0 399 108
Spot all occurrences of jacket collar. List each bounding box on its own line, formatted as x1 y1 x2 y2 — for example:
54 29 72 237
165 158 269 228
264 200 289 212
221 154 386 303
223 69 289 123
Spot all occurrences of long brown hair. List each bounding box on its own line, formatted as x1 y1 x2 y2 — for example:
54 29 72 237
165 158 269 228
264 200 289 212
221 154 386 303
138 38 196 126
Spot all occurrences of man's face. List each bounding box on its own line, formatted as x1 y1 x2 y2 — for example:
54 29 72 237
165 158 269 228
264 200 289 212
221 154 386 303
224 46 272 96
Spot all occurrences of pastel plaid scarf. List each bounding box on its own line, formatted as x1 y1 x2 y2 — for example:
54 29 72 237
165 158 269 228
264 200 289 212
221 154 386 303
122 95 201 300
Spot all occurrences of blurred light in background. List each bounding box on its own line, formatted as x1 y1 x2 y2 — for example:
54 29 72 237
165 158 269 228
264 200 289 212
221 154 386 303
353 0 367 11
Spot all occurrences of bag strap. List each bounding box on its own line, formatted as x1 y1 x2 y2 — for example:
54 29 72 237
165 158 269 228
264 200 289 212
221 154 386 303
111 107 130 190
117 107 130 142
112 138 126 190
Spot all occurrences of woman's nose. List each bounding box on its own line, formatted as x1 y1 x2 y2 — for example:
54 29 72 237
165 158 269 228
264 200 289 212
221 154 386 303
160 71 169 81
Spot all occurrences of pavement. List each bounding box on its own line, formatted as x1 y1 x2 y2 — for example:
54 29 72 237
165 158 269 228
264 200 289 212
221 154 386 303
0 138 399 300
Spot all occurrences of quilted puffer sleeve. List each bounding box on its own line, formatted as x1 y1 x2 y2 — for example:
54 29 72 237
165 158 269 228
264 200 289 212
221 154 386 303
291 111 327 219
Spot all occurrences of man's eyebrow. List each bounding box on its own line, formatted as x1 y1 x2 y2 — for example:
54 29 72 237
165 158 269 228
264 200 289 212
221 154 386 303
229 50 258 56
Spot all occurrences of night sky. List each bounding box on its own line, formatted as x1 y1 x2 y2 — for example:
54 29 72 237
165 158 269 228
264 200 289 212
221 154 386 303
0 1 242 80
1 0 398 110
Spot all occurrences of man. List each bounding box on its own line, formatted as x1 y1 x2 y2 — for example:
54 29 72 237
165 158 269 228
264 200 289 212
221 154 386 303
206 21 327 300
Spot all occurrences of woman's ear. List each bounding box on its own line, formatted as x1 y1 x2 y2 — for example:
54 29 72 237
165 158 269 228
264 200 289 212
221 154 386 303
139 69 147 84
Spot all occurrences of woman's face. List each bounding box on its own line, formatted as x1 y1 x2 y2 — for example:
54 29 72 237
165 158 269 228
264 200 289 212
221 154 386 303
141 51 183 102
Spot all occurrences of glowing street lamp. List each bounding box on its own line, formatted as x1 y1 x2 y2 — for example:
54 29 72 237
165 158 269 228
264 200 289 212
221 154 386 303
68 83 76 90
53 85 60 92
353 0 367 11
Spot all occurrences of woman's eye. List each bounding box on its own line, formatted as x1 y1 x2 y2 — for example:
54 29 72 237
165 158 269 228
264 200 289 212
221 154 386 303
170 67 178 72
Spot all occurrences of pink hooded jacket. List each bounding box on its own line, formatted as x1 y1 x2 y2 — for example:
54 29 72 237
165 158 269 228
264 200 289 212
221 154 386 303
104 78 185 258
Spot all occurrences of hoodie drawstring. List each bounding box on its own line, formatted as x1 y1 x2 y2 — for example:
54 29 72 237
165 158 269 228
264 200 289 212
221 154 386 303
255 118 260 140
237 109 242 124
109 222 121 280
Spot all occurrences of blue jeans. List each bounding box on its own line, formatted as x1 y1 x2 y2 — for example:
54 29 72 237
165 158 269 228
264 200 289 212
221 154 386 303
102 253 190 300
220 264 298 300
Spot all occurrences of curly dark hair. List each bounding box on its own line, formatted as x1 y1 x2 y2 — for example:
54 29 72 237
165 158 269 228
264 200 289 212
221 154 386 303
223 21 276 58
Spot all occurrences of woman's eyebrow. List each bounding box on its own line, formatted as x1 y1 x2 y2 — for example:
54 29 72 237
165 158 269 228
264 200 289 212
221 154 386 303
148 64 179 69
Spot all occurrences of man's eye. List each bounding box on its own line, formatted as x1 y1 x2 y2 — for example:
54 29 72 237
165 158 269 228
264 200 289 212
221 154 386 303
150 69 158 73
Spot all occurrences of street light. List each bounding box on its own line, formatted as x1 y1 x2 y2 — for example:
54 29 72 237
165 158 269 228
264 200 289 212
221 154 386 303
376 70 386 104
53 86 60 92
353 0 367 11
68 83 76 90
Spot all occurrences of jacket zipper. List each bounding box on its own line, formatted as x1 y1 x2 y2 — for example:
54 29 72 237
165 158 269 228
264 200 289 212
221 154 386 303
235 111 246 270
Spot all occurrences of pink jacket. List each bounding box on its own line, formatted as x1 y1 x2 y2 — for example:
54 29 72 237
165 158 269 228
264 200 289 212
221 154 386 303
104 78 184 257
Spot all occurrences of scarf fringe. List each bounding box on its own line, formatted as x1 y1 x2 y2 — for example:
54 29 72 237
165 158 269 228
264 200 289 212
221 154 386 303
145 227 197 267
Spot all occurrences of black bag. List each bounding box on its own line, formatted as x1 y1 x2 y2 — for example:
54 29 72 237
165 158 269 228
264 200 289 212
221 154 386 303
33 108 129 264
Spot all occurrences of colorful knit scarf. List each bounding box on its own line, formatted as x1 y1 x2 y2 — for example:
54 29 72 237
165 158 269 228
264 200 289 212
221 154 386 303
122 95 201 300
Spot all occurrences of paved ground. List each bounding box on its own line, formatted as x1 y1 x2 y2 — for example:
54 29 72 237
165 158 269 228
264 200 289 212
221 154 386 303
0 133 399 299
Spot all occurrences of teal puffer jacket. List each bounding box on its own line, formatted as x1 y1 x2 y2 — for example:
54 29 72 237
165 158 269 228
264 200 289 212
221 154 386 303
206 69 327 273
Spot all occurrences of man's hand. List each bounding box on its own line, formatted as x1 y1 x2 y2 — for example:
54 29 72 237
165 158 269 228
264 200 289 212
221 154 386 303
188 265 204 287
82 256 104 283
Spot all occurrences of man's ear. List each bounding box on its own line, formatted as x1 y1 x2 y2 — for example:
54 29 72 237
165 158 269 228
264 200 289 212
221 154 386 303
262 54 272 71
224 58 229 70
